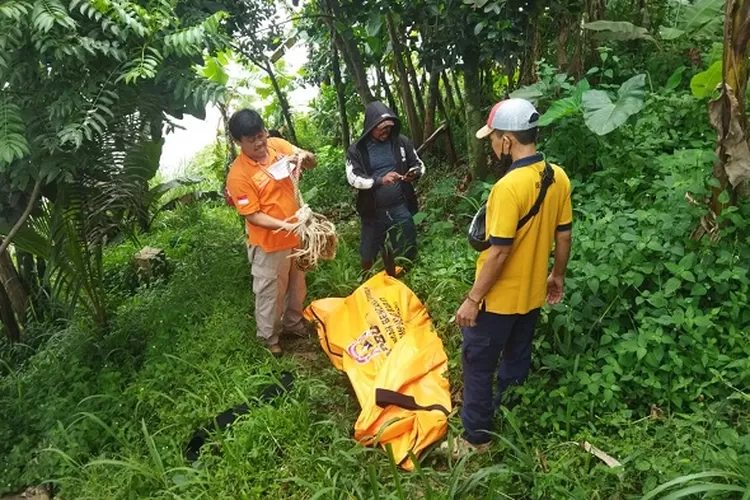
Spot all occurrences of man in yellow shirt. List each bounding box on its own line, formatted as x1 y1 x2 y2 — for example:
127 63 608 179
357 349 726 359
454 99 573 452
226 109 316 357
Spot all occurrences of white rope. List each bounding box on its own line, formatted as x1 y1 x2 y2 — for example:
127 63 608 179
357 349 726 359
275 155 338 272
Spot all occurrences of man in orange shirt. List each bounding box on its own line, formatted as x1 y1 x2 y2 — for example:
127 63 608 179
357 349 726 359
226 109 316 357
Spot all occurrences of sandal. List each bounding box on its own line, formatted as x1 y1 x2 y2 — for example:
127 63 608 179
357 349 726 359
269 344 283 357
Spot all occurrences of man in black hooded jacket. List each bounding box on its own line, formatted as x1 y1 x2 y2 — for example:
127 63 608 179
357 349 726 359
346 102 426 275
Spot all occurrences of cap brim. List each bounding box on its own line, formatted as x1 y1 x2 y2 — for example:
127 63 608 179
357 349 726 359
475 125 493 139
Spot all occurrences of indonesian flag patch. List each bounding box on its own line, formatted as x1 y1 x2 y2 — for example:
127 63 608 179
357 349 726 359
237 195 250 206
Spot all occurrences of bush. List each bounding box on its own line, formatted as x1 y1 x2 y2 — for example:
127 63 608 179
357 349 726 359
299 145 353 217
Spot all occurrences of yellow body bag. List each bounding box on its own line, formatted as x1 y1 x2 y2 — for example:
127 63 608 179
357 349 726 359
304 271 451 471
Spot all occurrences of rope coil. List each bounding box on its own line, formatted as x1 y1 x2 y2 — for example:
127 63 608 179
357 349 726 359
274 156 338 272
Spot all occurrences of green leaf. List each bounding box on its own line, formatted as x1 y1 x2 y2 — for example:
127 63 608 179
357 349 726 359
665 66 686 90
678 253 695 269
690 61 722 98
413 212 428 225
538 97 579 126
509 82 546 103
584 21 654 42
0 101 30 166
365 15 383 37
642 471 744 500
678 0 725 39
474 22 485 36
574 79 591 100
201 57 229 86
662 484 746 500
582 74 646 135
659 27 685 40
664 278 681 296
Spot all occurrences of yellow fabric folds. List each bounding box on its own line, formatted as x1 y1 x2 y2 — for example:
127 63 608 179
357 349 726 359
304 271 451 470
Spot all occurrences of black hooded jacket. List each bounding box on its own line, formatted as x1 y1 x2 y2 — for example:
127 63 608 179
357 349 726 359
346 102 425 219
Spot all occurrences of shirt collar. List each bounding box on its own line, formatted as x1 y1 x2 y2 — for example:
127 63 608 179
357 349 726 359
507 153 545 173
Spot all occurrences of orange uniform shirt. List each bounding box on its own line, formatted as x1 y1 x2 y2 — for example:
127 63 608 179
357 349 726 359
226 138 300 253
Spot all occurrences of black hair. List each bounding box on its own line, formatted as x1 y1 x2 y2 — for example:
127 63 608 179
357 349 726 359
228 109 265 141
511 127 538 145
267 129 283 138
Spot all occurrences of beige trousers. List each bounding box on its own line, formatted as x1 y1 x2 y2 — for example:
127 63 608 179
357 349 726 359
247 245 306 346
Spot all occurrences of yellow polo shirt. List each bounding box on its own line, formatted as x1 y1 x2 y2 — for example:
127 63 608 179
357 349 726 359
477 154 573 315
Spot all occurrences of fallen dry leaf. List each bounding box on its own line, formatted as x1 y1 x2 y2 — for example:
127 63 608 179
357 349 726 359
581 441 622 468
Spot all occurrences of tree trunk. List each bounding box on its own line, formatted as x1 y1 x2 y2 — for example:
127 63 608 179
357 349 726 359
263 60 298 145
587 0 607 63
451 71 465 110
0 249 27 324
463 49 487 179
404 47 426 118
436 97 459 167
442 71 456 111
569 18 584 78
16 249 35 296
709 0 750 216
331 33 351 148
376 65 398 114
386 13 424 145
325 0 375 106
218 102 236 166
424 66 441 139
0 278 20 342
556 19 571 70
520 13 542 85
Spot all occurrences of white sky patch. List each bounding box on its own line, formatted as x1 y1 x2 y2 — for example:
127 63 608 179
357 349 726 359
159 42 318 179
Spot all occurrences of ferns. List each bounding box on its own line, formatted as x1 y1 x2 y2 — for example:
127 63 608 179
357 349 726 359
171 74 226 109
164 10 229 56
0 0 231 325
0 2 28 73
58 89 118 147
0 101 30 167
0 0 31 20
31 0 75 33
119 46 162 83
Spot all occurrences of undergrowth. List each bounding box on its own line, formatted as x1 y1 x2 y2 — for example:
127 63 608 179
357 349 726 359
2 92 750 498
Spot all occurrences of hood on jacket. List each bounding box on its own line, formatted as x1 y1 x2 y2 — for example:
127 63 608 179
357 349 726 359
357 101 401 145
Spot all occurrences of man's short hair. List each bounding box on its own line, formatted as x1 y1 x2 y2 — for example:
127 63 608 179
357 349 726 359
228 109 265 141
497 126 538 146
511 127 538 145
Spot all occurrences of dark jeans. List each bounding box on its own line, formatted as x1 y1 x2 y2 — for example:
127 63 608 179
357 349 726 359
460 308 541 445
359 203 417 275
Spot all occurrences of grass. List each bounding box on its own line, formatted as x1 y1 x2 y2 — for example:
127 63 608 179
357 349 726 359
1 172 749 498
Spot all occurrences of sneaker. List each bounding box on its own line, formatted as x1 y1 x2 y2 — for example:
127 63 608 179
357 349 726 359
269 344 283 357
440 436 490 460
284 319 315 338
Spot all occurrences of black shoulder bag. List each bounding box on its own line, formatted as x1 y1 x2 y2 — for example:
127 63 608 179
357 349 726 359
468 162 555 252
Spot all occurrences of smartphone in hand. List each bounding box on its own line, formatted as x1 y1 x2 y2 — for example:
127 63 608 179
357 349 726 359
403 166 421 181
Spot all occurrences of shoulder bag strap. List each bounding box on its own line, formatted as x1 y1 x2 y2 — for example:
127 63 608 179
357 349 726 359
516 161 555 230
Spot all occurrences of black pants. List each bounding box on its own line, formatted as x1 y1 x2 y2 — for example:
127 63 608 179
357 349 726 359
359 204 417 275
460 308 540 445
